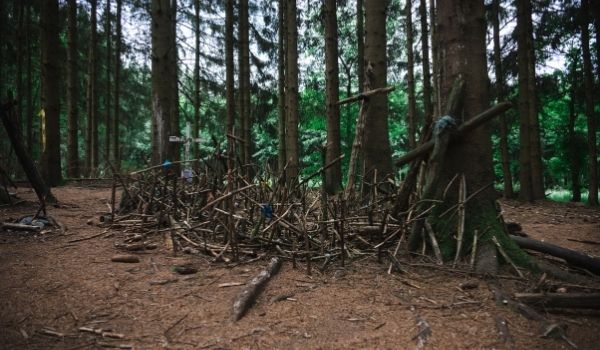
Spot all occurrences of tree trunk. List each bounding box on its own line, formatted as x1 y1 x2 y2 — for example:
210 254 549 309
193 0 200 162
357 0 364 93
429 0 440 117
324 0 341 194
516 0 544 201
225 0 235 170
405 0 417 150
492 0 513 199
113 0 122 169
363 0 393 183
568 60 581 202
419 0 433 130
86 0 99 176
432 0 530 273
239 0 251 175
151 0 179 164
277 0 286 174
105 0 112 168
67 0 79 178
16 0 24 132
25 1 34 153
39 0 62 186
516 0 532 201
285 0 299 182
581 0 599 206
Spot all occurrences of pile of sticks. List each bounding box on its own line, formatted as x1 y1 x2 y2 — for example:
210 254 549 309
107 160 416 273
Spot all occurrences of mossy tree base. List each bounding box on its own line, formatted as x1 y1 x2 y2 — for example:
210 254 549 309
409 198 536 274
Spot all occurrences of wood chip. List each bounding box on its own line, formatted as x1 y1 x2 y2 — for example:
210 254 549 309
218 282 245 288
111 255 140 263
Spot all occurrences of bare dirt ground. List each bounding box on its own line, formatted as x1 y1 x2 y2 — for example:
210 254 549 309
1 185 599 350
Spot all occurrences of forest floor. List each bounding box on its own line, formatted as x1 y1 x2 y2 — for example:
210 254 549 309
1 185 599 350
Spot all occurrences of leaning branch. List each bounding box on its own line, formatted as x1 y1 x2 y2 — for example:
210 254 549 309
395 102 512 167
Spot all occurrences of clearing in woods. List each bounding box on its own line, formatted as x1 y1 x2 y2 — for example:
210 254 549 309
1 185 599 349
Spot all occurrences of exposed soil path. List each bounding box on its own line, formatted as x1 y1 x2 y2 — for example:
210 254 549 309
1 186 599 349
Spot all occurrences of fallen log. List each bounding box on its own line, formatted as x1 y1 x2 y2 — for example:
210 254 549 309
510 235 600 275
232 257 281 321
1 222 41 232
514 293 600 309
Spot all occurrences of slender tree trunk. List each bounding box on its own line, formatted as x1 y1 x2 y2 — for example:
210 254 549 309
193 0 200 161
67 0 79 178
105 0 112 167
16 0 24 130
285 0 300 182
239 0 251 175
527 19 544 200
364 0 393 181
277 0 287 174
25 1 34 152
568 55 581 202
492 0 513 198
39 0 62 186
151 0 179 164
419 0 432 129
429 0 440 117
113 0 122 169
405 0 417 150
324 0 341 194
225 0 235 169
516 0 532 201
86 0 99 176
581 0 599 206
357 0 364 92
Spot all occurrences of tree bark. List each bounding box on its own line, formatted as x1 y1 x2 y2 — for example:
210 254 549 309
568 53 581 202
151 0 179 164
193 0 200 162
16 0 24 132
492 0 513 198
405 0 417 150
277 0 286 174
419 0 433 129
516 0 544 201
39 0 62 186
86 0 99 176
113 0 122 169
364 0 393 183
105 0 112 168
25 1 34 153
429 0 440 117
225 0 235 170
324 0 341 194
357 0 364 92
285 0 299 182
67 0 80 178
581 0 599 206
239 0 251 175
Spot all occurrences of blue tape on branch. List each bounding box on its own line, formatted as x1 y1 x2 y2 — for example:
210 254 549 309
162 160 173 169
260 203 274 219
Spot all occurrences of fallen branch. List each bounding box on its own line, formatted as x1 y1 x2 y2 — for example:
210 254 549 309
232 257 282 321
336 86 395 105
514 292 600 309
510 235 600 275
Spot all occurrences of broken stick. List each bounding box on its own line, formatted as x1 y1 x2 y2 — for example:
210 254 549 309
232 257 282 321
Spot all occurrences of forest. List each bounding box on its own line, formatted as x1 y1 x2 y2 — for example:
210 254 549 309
0 0 597 204
0 0 600 348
